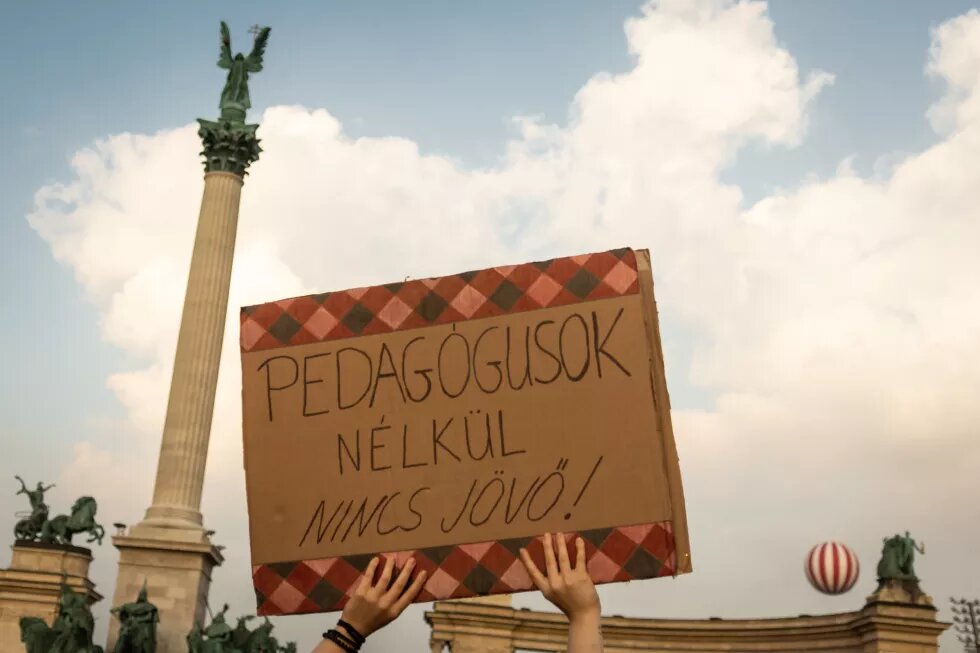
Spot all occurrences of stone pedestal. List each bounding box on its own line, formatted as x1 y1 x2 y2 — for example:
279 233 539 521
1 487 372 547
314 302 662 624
0 542 102 653
855 581 945 653
106 527 223 653
866 578 934 607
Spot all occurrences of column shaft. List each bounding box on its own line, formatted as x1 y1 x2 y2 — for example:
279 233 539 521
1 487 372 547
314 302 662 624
144 171 243 527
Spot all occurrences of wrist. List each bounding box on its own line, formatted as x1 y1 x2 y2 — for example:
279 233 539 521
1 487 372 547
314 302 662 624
568 606 601 627
337 619 369 640
325 619 368 653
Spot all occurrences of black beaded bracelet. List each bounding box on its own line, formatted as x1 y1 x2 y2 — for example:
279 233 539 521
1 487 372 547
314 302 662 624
323 628 358 653
337 619 367 646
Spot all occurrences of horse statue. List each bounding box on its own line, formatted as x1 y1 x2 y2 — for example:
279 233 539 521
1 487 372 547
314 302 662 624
40 496 105 546
20 586 104 653
20 616 57 653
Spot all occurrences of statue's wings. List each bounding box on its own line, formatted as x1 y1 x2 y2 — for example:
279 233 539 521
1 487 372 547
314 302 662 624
218 21 233 69
245 26 271 72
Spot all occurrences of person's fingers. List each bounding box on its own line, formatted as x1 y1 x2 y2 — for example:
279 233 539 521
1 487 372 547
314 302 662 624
574 537 586 572
542 533 559 580
356 557 379 595
556 532 572 575
385 558 416 600
392 569 428 613
520 547 549 592
375 556 395 592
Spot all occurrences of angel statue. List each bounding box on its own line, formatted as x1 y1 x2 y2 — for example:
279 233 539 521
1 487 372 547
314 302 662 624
217 22 271 124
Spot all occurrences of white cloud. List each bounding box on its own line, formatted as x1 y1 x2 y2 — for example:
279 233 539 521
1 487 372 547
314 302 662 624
23 0 980 650
927 9 980 134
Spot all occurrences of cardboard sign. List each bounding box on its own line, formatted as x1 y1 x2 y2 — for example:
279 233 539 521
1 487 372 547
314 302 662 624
241 248 691 615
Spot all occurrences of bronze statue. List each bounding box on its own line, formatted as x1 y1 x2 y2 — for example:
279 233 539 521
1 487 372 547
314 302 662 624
186 625 205 653
111 581 158 653
14 475 55 541
20 585 104 653
877 531 925 582
197 22 271 177
187 605 231 653
186 605 295 652
14 476 105 546
230 615 254 651
217 22 270 124
40 496 105 546
244 617 280 652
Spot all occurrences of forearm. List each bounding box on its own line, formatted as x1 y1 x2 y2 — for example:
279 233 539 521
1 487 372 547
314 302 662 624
568 611 603 653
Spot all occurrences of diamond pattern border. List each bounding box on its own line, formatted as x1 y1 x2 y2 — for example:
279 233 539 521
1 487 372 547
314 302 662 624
241 248 639 353
252 520 675 616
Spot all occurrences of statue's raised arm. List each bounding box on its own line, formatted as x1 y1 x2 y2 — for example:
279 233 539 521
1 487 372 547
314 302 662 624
14 475 27 494
907 531 925 554
218 21 233 69
245 26 270 72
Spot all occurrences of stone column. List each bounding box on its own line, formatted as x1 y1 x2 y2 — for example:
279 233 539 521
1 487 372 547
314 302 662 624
107 119 261 653
0 542 102 653
143 170 243 529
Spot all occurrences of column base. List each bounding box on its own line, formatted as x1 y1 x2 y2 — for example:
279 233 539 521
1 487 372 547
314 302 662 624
107 526 223 653
142 503 205 530
0 542 102 653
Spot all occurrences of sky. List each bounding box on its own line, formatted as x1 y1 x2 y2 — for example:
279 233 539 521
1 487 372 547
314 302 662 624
2 0 979 651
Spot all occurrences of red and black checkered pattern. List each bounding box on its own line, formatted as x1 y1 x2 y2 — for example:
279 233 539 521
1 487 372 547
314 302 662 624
252 521 676 615
241 248 640 353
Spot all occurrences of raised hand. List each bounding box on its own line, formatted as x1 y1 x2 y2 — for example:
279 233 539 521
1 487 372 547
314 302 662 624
520 532 600 622
338 556 427 638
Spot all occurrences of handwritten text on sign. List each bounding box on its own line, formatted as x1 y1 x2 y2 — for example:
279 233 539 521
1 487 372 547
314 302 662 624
241 293 672 564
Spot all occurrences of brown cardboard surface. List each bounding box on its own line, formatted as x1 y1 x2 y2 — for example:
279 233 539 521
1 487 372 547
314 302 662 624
240 247 691 610
635 249 693 573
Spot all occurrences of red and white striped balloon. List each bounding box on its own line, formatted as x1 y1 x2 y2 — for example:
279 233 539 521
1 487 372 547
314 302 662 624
805 541 860 595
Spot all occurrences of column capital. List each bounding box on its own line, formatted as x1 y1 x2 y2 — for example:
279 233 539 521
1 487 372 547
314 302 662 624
197 119 262 178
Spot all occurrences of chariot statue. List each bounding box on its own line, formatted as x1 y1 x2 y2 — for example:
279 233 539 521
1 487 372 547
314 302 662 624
14 475 55 541
13 476 104 546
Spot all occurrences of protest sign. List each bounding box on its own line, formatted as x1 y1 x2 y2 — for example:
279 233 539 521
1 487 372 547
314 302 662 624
240 248 691 615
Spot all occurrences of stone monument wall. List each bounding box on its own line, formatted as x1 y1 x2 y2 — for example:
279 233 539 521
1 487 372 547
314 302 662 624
0 542 102 652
